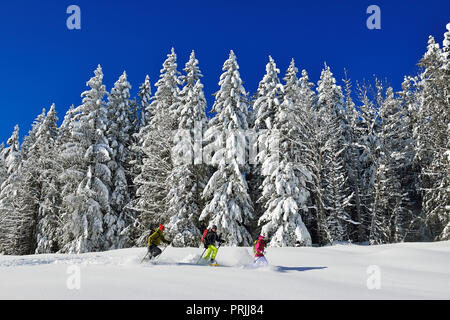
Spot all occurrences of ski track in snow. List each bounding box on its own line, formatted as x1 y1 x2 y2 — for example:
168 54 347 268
0 241 449 299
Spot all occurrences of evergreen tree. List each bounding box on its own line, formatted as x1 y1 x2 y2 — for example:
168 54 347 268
105 71 134 248
165 51 208 246
253 56 283 131
306 63 352 244
250 56 284 236
132 49 181 244
21 109 46 160
200 50 254 246
416 31 450 240
0 143 6 191
17 109 50 254
0 126 29 254
59 65 113 253
257 59 312 246
31 105 61 253
342 74 366 242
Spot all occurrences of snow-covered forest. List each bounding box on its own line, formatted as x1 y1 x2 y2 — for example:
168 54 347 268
0 24 448 255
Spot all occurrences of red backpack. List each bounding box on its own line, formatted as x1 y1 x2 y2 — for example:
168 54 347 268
201 229 209 244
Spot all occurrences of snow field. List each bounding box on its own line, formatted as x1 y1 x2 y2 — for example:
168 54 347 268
0 241 449 299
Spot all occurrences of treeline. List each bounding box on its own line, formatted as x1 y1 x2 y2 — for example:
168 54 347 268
0 24 448 255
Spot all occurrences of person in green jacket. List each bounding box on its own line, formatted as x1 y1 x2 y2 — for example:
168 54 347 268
147 224 170 259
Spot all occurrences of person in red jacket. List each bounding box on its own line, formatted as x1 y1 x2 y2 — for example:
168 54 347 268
253 235 268 266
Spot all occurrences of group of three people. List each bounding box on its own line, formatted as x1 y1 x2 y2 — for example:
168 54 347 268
147 224 268 266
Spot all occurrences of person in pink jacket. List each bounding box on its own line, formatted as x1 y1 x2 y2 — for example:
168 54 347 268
253 235 268 266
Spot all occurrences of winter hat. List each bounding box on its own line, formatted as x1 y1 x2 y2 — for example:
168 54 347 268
258 235 264 240
211 225 218 230
159 224 165 231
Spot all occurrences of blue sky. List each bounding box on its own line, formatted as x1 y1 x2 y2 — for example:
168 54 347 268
0 0 448 143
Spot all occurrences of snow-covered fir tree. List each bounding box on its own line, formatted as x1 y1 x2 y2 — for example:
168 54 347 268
122 75 153 245
165 51 209 246
30 105 62 253
105 71 134 249
416 31 450 240
249 56 284 234
21 109 46 160
257 58 312 246
59 65 113 253
200 50 254 246
131 48 181 244
0 126 28 254
355 80 385 244
309 63 352 244
377 87 418 242
253 56 283 131
0 143 6 192
16 109 51 254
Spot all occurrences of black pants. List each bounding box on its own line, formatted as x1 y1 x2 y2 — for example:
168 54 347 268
148 244 162 258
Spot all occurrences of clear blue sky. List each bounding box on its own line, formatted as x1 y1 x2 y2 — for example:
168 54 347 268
0 0 449 143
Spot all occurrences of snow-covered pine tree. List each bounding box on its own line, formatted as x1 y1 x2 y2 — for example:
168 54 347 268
165 51 208 246
295 69 320 235
394 76 426 242
122 76 153 245
2 106 60 255
253 56 283 131
361 79 399 245
0 126 29 254
313 63 352 244
433 23 450 240
416 29 450 240
149 47 181 132
131 49 181 244
376 87 416 243
341 74 366 242
105 71 134 249
425 135 450 240
0 143 6 192
29 105 62 253
59 65 113 253
138 75 152 126
14 109 50 254
250 56 284 236
200 50 254 246
21 109 46 160
57 105 75 147
415 36 445 172
257 58 312 247
353 80 381 243
132 75 153 151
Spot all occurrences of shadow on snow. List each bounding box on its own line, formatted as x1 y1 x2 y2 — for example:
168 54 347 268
274 266 327 273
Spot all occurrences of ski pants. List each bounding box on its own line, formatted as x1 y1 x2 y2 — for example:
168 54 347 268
148 244 162 258
203 245 218 260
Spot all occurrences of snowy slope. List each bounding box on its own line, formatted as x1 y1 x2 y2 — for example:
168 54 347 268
0 241 449 300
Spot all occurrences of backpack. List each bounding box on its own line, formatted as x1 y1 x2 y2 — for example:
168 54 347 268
201 229 209 243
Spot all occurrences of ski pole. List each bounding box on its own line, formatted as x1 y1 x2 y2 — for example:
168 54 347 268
140 250 149 264
196 247 207 264
212 242 223 264
154 241 172 261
